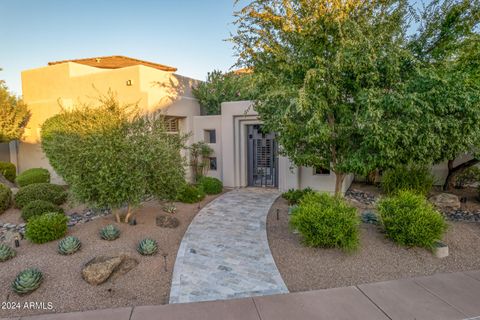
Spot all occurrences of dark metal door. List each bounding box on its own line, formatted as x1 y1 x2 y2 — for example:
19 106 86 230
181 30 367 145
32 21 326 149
247 125 278 187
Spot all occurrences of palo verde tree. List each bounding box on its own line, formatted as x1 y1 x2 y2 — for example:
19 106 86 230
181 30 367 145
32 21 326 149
41 93 186 223
233 0 415 194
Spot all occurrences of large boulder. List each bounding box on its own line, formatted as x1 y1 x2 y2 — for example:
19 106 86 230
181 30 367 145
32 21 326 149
428 193 461 211
81 255 137 285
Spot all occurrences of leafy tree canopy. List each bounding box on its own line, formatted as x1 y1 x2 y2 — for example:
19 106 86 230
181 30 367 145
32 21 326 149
0 78 30 143
41 93 187 222
232 0 480 193
193 70 258 115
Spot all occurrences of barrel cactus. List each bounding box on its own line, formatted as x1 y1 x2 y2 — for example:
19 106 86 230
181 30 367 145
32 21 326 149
58 236 82 255
0 244 16 262
99 224 120 241
137 238 158 256
12 268 43 295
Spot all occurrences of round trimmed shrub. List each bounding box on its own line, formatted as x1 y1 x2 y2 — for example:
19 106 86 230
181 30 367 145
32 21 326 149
197 176 223 195
378 190 447 248
0 183 12 214
177 184 205 203
16 168 50 187
290 192 360 252
282 187 314 205
0 161 16 182
381 165 434 196
14 183 67 208
21 200 64 222
25 212 69 244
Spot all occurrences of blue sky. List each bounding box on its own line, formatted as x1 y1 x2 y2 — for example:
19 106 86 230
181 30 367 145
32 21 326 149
0 0 248 94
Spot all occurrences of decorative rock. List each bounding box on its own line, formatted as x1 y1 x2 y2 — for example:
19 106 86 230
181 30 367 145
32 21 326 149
433 241 449 258
82 256 123 285
429 193 461 211
4 230 21 244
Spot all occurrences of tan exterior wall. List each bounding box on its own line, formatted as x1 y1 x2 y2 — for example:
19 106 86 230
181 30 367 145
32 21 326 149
19 62 201 183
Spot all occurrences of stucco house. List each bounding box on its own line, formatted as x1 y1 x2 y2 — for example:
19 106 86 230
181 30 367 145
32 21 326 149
0 56 462 193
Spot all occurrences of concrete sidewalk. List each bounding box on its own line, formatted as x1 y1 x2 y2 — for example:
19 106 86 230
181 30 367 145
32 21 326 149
6 270 480 320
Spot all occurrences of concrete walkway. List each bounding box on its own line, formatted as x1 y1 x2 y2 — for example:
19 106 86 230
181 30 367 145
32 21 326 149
169 188 288 303
9 270 480 320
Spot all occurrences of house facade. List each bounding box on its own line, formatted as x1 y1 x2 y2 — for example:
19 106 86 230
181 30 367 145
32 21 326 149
1 56 461 193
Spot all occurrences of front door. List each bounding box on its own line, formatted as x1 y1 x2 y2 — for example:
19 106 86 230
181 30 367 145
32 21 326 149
247 125 278 188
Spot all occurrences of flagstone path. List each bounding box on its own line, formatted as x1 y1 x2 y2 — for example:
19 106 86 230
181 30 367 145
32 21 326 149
169 188 288 304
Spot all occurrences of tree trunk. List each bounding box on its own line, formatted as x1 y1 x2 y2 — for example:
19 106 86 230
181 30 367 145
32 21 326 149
0 173 16 188
114 209 121 223
124 204 134 223
443 158 479 191
334 172 345 196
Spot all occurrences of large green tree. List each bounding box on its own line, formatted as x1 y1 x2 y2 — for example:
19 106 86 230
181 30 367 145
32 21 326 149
233 0 480 194
41 93 187 223
233 0 414 194
193 70 258 115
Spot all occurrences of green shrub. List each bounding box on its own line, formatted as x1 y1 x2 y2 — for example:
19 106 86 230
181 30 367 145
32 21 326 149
378 190 447 248
197 176 223 195
0 162 16 182
177 184 205 203
456 166 480 188
0 184 12 214
16 168 50 187
381 165 434 195
290 192 360 251
25 212 68 244
21 200 64 222
14 183 67 208
282 187 314 205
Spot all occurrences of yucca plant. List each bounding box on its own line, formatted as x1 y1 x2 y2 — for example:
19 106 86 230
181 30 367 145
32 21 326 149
58 236 82 255
99 224 120 241
0 243 16 262
137 238 158 256
12 268 43 295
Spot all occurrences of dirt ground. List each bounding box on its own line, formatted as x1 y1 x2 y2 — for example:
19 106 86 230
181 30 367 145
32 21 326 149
0 193 221 318
267 186 480 293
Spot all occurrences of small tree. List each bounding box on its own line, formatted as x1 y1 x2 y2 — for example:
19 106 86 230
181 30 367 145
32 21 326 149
192 70 258 115
189 142 213 182
41 93 187 223
0 79 30 143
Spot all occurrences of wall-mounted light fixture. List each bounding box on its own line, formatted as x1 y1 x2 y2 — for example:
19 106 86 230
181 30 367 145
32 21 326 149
126 80 132 86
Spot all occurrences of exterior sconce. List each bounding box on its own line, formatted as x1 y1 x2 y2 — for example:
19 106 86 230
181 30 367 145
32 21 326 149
126 80 132 86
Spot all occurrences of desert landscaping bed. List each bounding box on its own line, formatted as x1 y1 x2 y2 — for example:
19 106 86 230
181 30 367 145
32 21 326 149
0 194 221 318
267 183 480 292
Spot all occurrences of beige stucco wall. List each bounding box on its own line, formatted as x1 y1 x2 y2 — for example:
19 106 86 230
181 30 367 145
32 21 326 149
19 62 201 183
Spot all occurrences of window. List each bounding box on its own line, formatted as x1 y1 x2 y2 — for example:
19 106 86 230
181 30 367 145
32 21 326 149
204 129 216 143
209 157 217 171
164 117 179 133
314 167 330 175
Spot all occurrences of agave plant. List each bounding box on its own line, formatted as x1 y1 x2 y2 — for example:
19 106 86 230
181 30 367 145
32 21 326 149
162 203 177 214
0 243 16 262
58 236 82 255
12 268 43 295
137 238 158 256
99 224 120 241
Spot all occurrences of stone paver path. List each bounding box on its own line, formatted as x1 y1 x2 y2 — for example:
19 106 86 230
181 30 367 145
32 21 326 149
169 188 288 304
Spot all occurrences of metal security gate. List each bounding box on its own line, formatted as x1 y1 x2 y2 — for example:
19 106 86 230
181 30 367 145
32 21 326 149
247 125 278 188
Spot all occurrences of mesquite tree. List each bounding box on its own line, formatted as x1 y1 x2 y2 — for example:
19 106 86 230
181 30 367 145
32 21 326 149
41 93 186 223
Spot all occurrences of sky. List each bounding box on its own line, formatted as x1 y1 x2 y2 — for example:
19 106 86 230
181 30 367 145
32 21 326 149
0 0 248 95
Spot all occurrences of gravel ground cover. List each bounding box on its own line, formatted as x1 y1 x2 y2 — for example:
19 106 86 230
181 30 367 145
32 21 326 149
0 194 221 318
267 186 480 293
